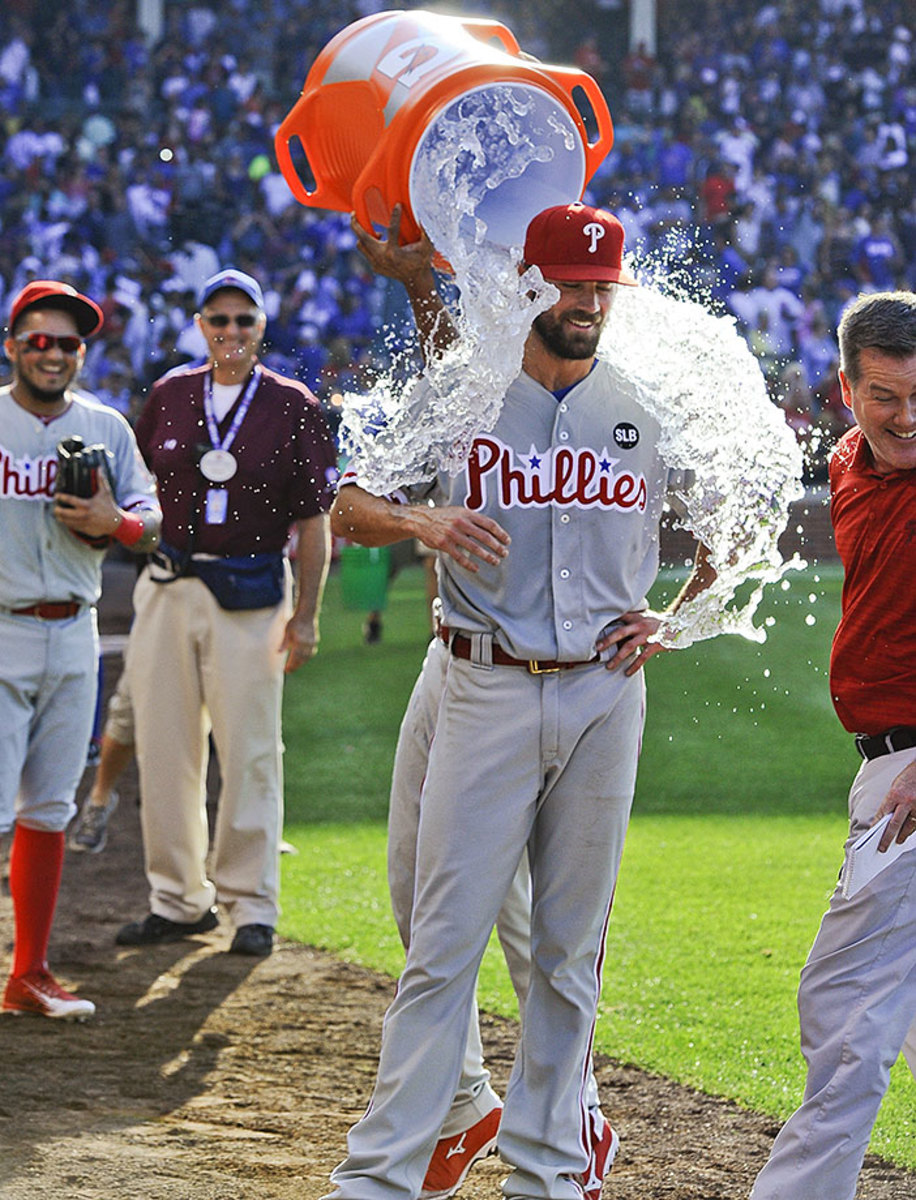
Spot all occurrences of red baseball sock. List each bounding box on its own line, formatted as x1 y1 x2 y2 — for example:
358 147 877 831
8 824 65 978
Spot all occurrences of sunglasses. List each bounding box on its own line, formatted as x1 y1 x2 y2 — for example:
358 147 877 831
15 331 83 354
202 313 259 328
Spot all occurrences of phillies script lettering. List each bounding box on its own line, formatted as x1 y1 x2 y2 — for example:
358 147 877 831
465 436 648 512
0 446 57 499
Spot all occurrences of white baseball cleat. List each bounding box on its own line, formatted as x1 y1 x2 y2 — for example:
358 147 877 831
2 969 96 1020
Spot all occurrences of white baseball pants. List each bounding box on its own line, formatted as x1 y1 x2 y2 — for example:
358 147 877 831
328 653 644 1199
750 746 916 1200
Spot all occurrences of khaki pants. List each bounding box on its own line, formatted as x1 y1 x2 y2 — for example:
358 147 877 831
127 567 290 928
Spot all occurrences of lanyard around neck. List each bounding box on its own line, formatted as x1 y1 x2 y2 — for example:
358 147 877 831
203 366 261 453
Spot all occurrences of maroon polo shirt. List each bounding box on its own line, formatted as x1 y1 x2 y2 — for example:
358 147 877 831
829 426 916 734
135 362 337 556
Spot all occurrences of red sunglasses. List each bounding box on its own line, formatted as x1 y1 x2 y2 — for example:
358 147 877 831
15 331 84 354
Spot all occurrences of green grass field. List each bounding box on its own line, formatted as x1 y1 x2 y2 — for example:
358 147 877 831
280 561 916 1169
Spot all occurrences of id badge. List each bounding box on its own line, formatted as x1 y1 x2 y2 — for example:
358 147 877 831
204 487 229 525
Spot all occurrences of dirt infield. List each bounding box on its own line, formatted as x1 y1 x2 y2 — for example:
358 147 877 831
1 645 913 1198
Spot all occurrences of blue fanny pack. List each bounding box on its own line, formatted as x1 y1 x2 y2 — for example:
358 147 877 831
152 542 285 611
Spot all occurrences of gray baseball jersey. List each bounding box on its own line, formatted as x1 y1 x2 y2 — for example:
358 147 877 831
0 386 158 832
399 360 671 661
0 386 158 608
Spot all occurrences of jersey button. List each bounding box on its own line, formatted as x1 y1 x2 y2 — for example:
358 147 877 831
559 568 570 579
562 620 573 630
559 430 570 441
559 402 569 413
560 513 570 524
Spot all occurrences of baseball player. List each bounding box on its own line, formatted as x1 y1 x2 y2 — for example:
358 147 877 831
343 228 618 1196
325 203 717 1199
1 279 161 1019
385 623 617 1200
751 291 916 1200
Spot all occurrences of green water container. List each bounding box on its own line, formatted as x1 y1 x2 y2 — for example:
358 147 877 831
339 544 391 611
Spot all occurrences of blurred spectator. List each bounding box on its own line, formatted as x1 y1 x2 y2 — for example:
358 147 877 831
749 309 782 383
729 263 804 367
798 304 839 393
853 211 905 290
699 160 737 227
715 115 758 196
776 361 815 438
622 40 656 114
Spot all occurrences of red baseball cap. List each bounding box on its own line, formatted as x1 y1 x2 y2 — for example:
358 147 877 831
523 203 637 285
7 280 104 337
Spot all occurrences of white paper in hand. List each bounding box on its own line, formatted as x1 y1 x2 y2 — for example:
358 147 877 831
840 814 916 899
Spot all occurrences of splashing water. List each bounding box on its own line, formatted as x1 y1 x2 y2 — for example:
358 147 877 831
338 250 553 489
338 86 805 648
596 285 805 646
339 84 572 489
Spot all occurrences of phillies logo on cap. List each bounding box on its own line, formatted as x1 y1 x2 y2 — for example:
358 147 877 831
583 223 606 254
523 203 637 285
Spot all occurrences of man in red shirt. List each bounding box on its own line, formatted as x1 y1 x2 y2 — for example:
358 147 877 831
752 291 916 1200
115 269 337 958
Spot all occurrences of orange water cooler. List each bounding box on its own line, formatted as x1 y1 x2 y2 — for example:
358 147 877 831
274 9 614 250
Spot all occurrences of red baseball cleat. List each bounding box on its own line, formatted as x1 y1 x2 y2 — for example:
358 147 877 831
420 1101 502 1199
3 969 96 1020
581 1112 620 1200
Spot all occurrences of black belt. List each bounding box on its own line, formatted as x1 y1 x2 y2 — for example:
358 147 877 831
9 601 83 620
855 727 916 761
438 626 598 675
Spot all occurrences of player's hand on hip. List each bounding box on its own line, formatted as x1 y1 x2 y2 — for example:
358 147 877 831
598 610 667 676
280 612 319 674
54 472 122 540
875 757 916 851
414 506 510 572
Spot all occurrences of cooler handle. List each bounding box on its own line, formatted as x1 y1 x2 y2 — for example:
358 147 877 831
274 94 338 211
459 19 521 57
539 67 615 184
351 149 423 247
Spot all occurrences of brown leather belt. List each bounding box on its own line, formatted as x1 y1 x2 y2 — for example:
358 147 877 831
438 625 598 675
10 601 82 620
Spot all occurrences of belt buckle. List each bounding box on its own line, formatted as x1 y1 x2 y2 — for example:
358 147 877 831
528 660 560 675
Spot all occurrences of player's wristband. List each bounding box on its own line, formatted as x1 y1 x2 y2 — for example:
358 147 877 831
113 511 146 547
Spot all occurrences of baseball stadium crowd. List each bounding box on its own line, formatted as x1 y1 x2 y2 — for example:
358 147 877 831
0 0 913 471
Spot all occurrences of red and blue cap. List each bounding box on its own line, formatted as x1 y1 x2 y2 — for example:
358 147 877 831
198 269 264 309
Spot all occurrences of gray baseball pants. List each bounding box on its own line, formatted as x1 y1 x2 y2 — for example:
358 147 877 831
328 651 644 1199
750 746 916 1200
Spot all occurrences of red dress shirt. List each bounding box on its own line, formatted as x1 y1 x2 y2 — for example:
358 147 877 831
829 426 916 734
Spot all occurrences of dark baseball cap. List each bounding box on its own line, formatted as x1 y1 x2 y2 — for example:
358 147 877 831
198 268 264 310
8 280 104 337
523 203 637 285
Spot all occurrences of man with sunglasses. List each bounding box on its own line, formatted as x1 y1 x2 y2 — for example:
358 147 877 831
1 279 161 1019
115 269 337 959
